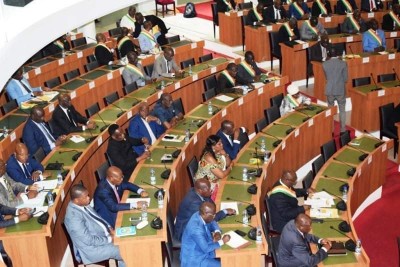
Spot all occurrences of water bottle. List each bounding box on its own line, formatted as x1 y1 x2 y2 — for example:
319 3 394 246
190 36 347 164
342 185 348 202
157 190 164 209
57 171 63 186
47 192 54 207
61 49 66 58
208 101 213 115
235 4 239 12
150 168 156 185
141 203 148 222
3 126 8 137
242 86 248 95
355 239 362 254
264 151 270 163
161 80 165 90
342 50 346 58
242 209 249 224
260 138 266 153
242 167 248 182
188 64 193 75
256 226 262 243
185 129 190 143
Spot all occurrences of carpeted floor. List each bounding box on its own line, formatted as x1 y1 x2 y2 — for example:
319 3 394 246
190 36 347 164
177 1 213 21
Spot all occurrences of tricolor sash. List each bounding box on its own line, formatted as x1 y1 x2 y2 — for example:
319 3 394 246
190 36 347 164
126 63 144 78
286 0 292 4
223 0 233 11
341 0 353 12
389 11 400 27
96 43 111 53
316 0 327 14
254 9 263 21
117 36 131 50
125 14 135 23
287 94 300 107
293 2 305 16
367 29 382 46
283 22 295 37
54 40 64 49
140 29 157 45
240 61 255 77
221 70 236 86
268 185 297 198
349 15 360 31
304 20 318 35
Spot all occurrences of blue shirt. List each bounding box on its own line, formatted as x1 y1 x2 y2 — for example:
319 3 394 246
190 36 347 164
151 102 176 124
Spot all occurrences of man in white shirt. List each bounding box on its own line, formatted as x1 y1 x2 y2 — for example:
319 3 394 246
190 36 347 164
280 84 311 116
120 6 137 32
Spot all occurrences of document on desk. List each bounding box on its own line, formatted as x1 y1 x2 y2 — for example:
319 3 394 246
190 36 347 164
220 202 239 214
224 230 251 249
215 95 234 102
70 135 85 143
305 191 335 208
36 91 59 102
18 191 48 208
35 180 58 190
125 198 151 206
310 208 339 218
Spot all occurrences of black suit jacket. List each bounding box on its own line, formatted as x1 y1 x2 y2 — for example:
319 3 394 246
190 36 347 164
117 37 136 58
0 204 17 229
216 74 246 94
382 13 399 31
277 25 300 57
95 45 114 66
311 0 332 16
217 0 236 12
307 42 330 75
361 0 383 12
336 0 358 14
264 5 288 23
133 15 168 45
52 105 88 137
246 9 265 25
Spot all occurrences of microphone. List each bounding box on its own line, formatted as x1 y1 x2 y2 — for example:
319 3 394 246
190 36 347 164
329 226 357 251
312 218 324 223
273 122 295 135
161 161 171 179
333 157 356 176
234 220 257 240
295 108 312 122
329 226 351 238
347 144 368 161
96 112 109 132
323 175 349 192
230 176 258 194
164 146 182 158
393 68 400 81
363 130 385 148
189 119 205 128
140 180 165 199
322 188 347 211
261 131 282 147
251 146 264 160
59 149 82 161
106 100 126 118
226 197 256 215
85 128 97 143
370 73 381 91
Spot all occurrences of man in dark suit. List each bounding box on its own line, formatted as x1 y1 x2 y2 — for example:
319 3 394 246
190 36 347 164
341 10 367 33
268 170 314 233
180 202 231 267
264 0 288 24
382 4 400 31
95 33 115 66
151 93 184 130
336 0 358 14
216 63 247 94
246 3 266 25
237 51 263 84
94 166 148 227
311 0 332 17
117 27 138 58
43 35 71 56
106 124 150 180
278 214 332 266
288 0 310 20
133 13 169 45
6 143 50 185
217 0 236 13
65 184 125 266
22 106 67 155
307 34 330 76
174 178 235 242
128 102 164 155
361 0 383 12
52 93 96 137
216 120 247 159
277 18 300 57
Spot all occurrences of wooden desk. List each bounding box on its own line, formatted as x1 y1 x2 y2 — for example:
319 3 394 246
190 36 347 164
219 11 248 46
245 24 280 62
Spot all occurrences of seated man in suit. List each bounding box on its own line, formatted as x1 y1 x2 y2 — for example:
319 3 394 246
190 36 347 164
217 0 236 12
151 47 182 79
288 0 310 20
216 120 247 159
138 21 160 53
268 170 314 233
336 0 358 14
264 0 288 24
278 214 332 266
122 51 151 87
363 18 386 52
280 84 311 116
107 124 150 180
133 12 169 45
65 184 125 266
246 3 266 25
94 166 148 227
341 10 367 33
277 18 300 57
382 4 400 31
237 51 263 84
175 178 235 242
52 93 96 137
0 203 32 228
180 202 231 267
0 159 38 207
361 0 383 12
120 6 137 32
23 106 67 155
311 0 332 17
6 68 48 106
43 35 71 56
307 34 330 76
216 63 248 94
6 143 50 185
129 102 163 155
300 16 327 41
151 93 184 130
95 33 115 66
117 27 139 59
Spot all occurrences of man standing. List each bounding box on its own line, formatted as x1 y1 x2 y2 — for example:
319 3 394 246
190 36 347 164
278 214 332 266
180 202 231 267
323 47 348 134
94 166 148 227
237 51 263 84
216 120 247 159
151 47 181 79
307 34 330 77
52 93 96 137
151 93 184 130
65 184 125 266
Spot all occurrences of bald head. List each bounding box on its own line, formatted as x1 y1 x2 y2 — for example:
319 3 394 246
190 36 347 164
194 178 212 198
163 47 175 61
281 170 297 188
199 202 216 223
31 106 45 123
58 93 72 109
95 33 106 43
295 213 312 234
15 143 29 164
127 51 138 64
106 166 124 185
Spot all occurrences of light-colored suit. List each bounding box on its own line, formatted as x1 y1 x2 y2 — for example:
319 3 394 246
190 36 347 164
5 78 42 106
151 54 180 79
122 62 150 87
64 202 124 265
0 173 26 208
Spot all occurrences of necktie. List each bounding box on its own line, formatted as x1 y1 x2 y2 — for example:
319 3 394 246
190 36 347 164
369 0 375 9
84 207 111 233
3 178 15 201
166 61 170 73
67 109 77 127
40 123 56 142
22 164 31 179
113 186 120 203
18 80 32 94
303 235 312 255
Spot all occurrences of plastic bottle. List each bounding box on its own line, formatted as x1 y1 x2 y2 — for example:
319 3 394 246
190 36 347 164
264 151 270 163
57 171 63 186
208 101 213 115
161 80 165 90
47 192 54 207
188 64 192 75
260 138 266 152
185 129 190 143
242 167 248 182
150 168 156 185
355 239 362 254
256 226 262 243
3 126 8 137
242 209 249 224
141 203 148 222
342 185 348 202
157 191 164 209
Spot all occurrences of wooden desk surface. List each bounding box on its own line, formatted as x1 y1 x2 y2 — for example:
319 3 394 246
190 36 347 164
219 10 249 47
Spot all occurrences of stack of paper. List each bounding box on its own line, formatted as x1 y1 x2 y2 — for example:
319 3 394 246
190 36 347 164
224 230 250 249
215 95 234 102
125 198 151 207
35 180 58 190
70 135 85 143
36 91 59 102
310 208 339 219
220 202 239 215
305 191 335 208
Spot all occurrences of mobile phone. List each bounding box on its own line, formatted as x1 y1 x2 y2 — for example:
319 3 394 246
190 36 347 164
129 216 141 222
164 135 174 140
235 229 246 237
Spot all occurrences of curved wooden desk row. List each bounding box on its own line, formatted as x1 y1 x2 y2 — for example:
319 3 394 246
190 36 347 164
0 57 239 267
310 135 393 266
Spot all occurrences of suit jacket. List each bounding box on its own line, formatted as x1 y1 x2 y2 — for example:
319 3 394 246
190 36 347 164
323 57 348 96
180 212 222 267
278 220 328 267
361 0 383 11
216 129 241 159
246 9 265 25
336 0 358 14
151 54 180 79
95 45 114 66
268 180 307 233
362 29 386 52
174 188 226 242
43 39 71 56
117 37 136 58
300 22 327 40
311 0 332 17
64 202 121 264
122 62 150 86
94 179 141 227
277 25 300 57
288 2 310 19
106 137 143 179
264 5 288 23
22 118 56 156
382 13 399 31
51 105 88 137
0 204 17 228
341 16 367 33
307 42 330 76
128 113 164 155
0 173 26 208
237 61 262 84
217 0 236 12
5 78 42 106
6 154 44 185
216 73 246 95
133 15 169 37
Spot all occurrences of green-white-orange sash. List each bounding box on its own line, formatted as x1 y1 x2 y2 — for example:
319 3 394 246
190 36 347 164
221 70 235 86
140 29 156 45
254 9 263 21
284 22 295 37
349 15 360 31
304 20 318 35
125 14 135 23
126 63 144 78
287 94 300 107
287 0 292 4
240 61 255 77
341 0 353 12
54 40 64 49
97 43 111 52
367 29 382 46
293 2 305 16
118 36 131 50
268 185 297 198
223 0 233 11
316 0 327 14
389 11 400 27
